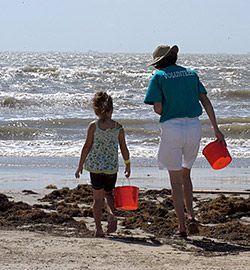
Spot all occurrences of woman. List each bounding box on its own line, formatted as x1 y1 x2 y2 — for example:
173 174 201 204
144 44 225 238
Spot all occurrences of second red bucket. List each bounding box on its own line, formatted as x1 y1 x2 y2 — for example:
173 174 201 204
202 140 232 170
114 186 139 211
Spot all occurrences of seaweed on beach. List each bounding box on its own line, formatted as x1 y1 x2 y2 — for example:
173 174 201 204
196 195 250 245
38 184 94 218
120 192 250 244
120 196 177 237
0 193 90 237
1 186 250 245
141 188 171 200
40 184 93 205
200 221 250 246
197 195 250 224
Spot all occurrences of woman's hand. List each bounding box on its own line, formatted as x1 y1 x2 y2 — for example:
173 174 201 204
153 102 162 115
214 128 226 145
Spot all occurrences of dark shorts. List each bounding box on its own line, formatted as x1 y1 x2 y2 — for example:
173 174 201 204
90 172 117 192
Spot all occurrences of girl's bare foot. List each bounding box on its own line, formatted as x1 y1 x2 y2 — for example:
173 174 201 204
106 217 117 234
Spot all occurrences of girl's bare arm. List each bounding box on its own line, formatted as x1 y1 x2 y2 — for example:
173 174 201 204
75 123 95 178
118 128 131 178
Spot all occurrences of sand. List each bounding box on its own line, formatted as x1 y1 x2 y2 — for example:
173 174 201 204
0 185 250 270
0 230 250 270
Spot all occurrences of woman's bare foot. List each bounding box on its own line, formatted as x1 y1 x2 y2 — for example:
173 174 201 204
94 228 105 238
187 218 199 235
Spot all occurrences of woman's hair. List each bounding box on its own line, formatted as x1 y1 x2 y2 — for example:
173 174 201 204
92 91 113 120
154 52 178 69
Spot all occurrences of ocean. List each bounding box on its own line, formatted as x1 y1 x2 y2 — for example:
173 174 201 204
0 52 249 190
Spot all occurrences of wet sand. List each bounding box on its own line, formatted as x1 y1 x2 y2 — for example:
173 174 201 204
0 164 249 191
0 184 250 269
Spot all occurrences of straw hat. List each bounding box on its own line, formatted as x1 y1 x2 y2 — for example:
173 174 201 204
149 44 179 66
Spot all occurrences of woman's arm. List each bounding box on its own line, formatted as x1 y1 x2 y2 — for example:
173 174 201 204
118 128 131 178
75 123 95 178
199 93 225 142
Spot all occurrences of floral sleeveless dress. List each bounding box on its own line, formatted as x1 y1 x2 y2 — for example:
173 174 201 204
84 120 122 174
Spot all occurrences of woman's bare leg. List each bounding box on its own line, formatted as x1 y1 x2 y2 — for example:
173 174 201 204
168 170 186 233
182 167 194 219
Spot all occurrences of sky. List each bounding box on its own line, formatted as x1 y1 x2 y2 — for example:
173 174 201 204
0 0 249 54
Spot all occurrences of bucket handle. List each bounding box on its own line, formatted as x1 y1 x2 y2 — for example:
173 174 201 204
120 177 131 186
215 138 227 147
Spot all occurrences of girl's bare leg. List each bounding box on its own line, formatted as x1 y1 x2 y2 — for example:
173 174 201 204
93 189 105 236
105 190 117 234
105 190 115 215
168 170 186 233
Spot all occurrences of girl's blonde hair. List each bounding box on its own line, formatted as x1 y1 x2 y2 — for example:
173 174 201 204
92 91 113 120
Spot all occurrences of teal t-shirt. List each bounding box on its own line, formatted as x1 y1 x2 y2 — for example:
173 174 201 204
144 65 207 123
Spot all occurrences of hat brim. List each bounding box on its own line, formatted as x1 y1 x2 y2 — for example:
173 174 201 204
148 45 179 66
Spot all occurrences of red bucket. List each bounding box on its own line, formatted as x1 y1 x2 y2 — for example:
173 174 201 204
202 140 232 170
114 186 139 211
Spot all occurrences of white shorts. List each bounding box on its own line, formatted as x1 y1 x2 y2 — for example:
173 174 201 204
158 117 201 171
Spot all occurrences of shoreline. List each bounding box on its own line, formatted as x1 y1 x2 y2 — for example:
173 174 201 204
0 164 249 191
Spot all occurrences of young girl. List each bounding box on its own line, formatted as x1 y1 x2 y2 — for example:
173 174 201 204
75 91 131 237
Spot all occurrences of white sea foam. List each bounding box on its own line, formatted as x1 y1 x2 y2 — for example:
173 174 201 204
0 137 249 160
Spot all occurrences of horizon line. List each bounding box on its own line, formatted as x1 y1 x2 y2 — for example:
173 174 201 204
0 49 249 55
